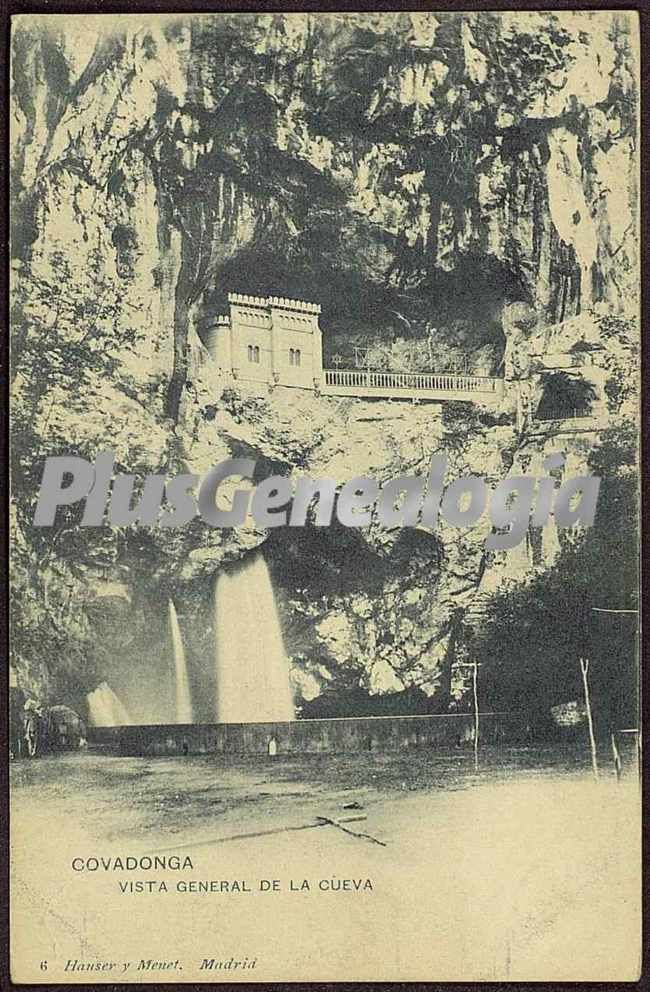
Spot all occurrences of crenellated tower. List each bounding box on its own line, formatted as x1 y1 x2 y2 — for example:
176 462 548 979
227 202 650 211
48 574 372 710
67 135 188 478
204 293 323 390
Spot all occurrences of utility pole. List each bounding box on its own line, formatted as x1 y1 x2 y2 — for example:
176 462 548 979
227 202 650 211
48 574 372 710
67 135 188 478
457 658 481 771
579 657 599 781
472 660 480 772
590 606 638 779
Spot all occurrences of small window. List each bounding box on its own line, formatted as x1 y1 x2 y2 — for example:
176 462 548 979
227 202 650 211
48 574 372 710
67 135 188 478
289 348 301 367
248 345 260 364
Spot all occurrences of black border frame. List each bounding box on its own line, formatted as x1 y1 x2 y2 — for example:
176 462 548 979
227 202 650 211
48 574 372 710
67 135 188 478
0 2 647 990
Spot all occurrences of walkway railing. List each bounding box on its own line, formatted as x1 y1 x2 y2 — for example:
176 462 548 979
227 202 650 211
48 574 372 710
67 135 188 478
322 368 502 395
535 408 593 422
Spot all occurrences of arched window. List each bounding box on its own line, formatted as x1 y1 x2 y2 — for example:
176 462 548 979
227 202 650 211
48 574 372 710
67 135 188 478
254 346 260 363
289 348 295 366
247 345 253 362
294 349 301 367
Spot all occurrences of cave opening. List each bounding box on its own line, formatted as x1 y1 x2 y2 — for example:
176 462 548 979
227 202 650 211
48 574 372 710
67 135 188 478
535 371 597 421
200 241 530 379
262 518 446 719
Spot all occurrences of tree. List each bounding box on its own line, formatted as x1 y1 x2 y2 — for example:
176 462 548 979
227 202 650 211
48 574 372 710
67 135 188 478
10 249 154 701
474 422 638 735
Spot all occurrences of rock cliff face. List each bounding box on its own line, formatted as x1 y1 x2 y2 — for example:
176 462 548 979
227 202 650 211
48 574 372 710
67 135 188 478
10 12 639 713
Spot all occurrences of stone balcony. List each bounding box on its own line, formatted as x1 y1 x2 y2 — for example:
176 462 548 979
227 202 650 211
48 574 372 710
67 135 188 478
321 368 504 404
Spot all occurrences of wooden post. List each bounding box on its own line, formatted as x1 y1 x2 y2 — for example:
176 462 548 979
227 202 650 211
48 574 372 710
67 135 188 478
579 657 599 780
472 660 480 772
610 732 622 782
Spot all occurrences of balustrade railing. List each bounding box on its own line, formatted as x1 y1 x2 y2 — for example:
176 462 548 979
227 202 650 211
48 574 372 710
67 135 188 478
322 368 501 394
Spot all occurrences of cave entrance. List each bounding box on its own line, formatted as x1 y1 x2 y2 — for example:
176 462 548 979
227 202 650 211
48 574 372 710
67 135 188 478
535 371 597 421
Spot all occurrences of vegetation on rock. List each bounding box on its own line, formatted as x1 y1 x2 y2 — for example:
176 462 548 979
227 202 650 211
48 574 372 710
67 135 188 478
10 13 639 720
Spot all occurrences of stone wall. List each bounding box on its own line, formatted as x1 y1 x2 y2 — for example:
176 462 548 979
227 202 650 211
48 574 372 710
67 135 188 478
90 711 529 756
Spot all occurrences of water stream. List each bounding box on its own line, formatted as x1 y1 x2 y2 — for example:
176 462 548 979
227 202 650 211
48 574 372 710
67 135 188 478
87 682 132 726
169 599 193 723
213 553 294 723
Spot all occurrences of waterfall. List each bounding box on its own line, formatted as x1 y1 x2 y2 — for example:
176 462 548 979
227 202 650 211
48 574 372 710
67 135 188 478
87 682 132 726
214 552 294 723
169 599 193 724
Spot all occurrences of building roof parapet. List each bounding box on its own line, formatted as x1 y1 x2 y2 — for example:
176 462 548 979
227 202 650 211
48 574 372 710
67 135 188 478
268 295 321 315
227 292 321 315
228 293 268 308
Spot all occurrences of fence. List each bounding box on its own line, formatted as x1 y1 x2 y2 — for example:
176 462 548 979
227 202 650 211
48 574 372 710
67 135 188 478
534 407 593 422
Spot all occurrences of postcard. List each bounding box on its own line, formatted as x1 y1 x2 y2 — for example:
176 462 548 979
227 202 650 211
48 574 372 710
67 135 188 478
9 10 641 982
